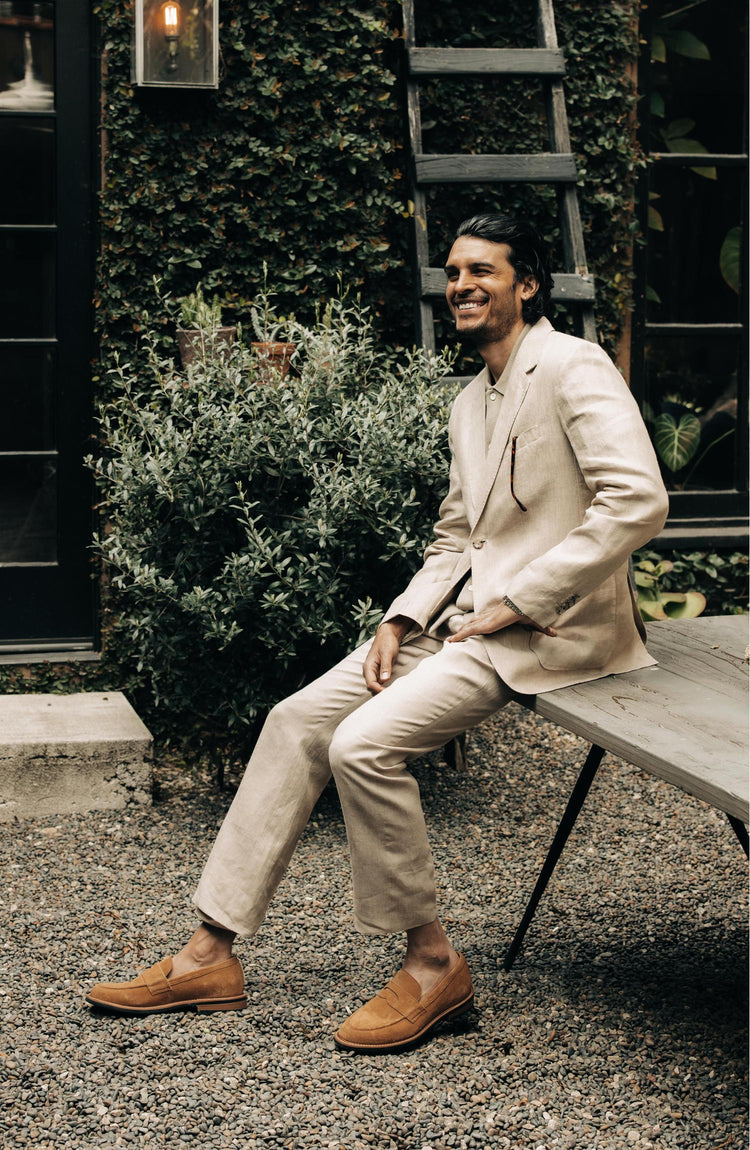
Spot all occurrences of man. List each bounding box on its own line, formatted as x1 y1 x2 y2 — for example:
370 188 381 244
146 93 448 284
86 214 668 1051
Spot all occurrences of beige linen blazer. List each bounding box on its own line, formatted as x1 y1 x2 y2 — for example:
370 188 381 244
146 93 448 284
384 317 670 694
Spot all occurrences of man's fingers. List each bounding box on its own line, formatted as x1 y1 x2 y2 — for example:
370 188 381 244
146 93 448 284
363 644 395 693
446 623 476 643
448 617 557 642
362 656 382 693
524 623 557 636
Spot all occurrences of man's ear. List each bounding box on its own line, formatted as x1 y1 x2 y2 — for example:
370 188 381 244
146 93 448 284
520 275 539 301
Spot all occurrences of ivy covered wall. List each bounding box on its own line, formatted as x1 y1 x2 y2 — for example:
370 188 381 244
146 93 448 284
94 0 641 371
0 1 651 741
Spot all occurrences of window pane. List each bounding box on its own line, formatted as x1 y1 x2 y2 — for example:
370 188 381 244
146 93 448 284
0 454 56 561
643 334 740 492
648 0 746 155
0 115 54 222
0 2 54 110
645 166 743 324
0 231 55 336
0 345 55 449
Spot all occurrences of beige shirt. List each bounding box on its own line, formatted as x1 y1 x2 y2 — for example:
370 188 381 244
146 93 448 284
484 324 531 450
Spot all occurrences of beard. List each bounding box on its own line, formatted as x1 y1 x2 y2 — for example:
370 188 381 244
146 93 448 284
452 289 522 346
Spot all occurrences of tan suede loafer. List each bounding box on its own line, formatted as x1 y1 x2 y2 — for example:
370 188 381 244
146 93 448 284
334 954 474 1052
86 955 247 1016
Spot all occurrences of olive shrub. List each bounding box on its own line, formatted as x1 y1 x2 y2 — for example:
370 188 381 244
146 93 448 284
89 300 457 751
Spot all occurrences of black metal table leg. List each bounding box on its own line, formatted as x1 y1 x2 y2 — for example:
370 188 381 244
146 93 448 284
727 813 749 857
503 743 607 971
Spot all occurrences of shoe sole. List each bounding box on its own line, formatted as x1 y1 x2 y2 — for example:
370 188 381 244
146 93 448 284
85 994 248 1016
333 991 474 1053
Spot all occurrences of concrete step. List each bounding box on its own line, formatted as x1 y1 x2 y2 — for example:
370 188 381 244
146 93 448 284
0 692 153 821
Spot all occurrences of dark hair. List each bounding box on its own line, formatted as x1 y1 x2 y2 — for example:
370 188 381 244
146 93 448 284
455 214 552 324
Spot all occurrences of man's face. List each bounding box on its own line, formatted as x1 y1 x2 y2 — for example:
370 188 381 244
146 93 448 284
444 236 537 346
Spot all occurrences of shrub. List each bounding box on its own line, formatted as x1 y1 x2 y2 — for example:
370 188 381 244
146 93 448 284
633 548 748 617
87 298 457 756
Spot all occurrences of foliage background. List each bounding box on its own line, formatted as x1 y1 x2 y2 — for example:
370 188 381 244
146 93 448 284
5 0 745 755
93 0 642 383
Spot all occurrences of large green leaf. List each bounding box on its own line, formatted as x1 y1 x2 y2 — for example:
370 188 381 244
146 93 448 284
653 412 701 471
666 30 711 60
650 33 666 63
720 226 742 294
663 135 716 179
648 205 664 232
660 591 707 618
663 118 695 139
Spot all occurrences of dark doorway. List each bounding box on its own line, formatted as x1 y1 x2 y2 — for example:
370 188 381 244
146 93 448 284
0 1 95 651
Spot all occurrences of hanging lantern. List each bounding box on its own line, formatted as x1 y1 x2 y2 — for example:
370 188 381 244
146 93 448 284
132 0 218 89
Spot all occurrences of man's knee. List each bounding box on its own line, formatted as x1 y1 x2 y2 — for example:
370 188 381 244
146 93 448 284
264 692 302 729
328 718 368 780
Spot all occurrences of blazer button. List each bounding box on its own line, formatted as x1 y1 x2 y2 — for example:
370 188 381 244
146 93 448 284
472 539 485 549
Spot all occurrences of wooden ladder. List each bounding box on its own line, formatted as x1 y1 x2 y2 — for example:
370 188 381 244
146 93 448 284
403 0 597 351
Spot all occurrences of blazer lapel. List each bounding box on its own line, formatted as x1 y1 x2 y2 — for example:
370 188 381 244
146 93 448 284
469 317 552 529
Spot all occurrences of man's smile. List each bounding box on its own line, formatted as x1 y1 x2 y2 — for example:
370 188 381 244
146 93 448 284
456 297 488 312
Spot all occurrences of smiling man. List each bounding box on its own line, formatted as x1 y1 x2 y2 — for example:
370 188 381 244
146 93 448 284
86 213 668 1053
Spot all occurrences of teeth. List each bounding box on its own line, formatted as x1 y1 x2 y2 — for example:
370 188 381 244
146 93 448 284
457 300 486 310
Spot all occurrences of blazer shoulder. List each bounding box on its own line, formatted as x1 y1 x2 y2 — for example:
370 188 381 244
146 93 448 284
543 328 612 365
539 330 625 394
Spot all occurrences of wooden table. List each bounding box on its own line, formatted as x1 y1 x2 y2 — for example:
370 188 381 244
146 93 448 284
504 615 749 969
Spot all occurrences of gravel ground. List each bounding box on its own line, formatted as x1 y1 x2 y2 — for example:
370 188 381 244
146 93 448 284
1 702 747 1150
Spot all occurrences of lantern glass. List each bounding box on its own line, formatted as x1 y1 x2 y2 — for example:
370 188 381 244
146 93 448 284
133 0 218 89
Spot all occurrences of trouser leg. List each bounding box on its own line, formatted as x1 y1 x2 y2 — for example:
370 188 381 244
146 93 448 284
328 636 511 935
192 635 443 936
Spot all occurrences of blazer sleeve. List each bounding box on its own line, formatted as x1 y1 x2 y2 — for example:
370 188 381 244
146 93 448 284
504 339 669 627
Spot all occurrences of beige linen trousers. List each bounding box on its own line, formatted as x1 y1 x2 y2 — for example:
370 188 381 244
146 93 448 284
194 632 511 937
193 317 669 939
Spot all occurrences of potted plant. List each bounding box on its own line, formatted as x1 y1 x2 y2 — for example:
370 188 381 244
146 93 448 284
248 277 296 381
176 284 236 368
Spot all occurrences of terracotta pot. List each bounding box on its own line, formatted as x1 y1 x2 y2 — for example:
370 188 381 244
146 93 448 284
177 326 236 368
251 341 296 380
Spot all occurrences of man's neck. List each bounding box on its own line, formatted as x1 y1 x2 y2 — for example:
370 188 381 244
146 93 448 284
478 318 527 383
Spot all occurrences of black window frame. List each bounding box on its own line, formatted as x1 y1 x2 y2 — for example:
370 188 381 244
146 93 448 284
631 1 748 543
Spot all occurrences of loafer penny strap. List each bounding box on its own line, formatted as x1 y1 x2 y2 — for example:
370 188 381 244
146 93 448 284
377 974 423 1024
142 959 173 998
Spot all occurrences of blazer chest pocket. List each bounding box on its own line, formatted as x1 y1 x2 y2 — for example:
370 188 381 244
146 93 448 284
507 420 564 513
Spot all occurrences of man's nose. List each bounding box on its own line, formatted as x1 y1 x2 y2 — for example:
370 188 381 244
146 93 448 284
454 268 476 293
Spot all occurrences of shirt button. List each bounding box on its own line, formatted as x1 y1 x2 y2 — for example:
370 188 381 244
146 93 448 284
472 539 485 549
489 392 497 401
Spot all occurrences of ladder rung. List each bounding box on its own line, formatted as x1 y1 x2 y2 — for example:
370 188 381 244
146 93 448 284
408 47 566 77
420 268 595 303
414 153 577 184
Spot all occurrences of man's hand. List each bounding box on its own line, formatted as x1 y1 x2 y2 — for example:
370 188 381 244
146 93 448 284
363 616 413 694
446 601 556 643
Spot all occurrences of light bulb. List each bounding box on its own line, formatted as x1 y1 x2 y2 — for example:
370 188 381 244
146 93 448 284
163 3 180 34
